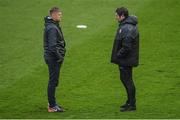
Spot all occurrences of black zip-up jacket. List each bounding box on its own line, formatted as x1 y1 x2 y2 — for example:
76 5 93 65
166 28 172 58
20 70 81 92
43 16 66 62
111 16 139 67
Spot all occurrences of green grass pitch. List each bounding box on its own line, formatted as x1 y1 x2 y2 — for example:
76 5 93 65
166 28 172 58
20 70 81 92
0 0 180 119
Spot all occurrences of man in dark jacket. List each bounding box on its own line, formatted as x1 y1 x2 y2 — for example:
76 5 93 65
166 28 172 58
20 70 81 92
111 7 139 112
43 7 66 112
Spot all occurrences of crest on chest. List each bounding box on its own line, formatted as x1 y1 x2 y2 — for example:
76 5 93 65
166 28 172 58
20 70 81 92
119 29 122 33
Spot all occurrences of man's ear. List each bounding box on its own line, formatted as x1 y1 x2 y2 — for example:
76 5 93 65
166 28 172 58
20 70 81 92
116 15 120 19
118 15 122 21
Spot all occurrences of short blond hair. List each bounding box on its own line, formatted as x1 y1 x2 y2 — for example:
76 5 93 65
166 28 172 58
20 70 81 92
49 7 60 15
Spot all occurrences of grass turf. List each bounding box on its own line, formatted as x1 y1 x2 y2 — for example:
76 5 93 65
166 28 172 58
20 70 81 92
0 0 180 118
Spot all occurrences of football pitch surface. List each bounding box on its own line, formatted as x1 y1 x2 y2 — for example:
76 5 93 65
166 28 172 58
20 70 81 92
0 0 180 119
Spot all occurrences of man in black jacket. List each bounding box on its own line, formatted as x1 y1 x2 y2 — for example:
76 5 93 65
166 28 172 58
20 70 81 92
111 7 139 112
43 7 66 112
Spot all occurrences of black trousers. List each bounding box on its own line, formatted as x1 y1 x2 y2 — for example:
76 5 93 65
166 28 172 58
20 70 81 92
46 59 63 107
119 66 136 106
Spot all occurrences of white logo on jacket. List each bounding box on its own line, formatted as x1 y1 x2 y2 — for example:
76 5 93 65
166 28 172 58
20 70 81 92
119 29 122 33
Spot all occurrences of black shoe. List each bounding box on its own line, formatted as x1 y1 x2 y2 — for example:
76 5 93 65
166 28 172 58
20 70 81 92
120 104 136 112
120 103 129 108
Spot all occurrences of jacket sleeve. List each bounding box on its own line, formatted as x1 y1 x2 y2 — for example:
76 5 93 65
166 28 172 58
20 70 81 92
47 28 63 61
117 28 134 58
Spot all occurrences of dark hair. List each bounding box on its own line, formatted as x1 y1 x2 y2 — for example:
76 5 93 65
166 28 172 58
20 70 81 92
116 7 129 18
49 7 60 15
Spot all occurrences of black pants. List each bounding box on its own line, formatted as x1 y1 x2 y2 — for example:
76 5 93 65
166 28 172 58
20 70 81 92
119 66 136 106
46 59 62 107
